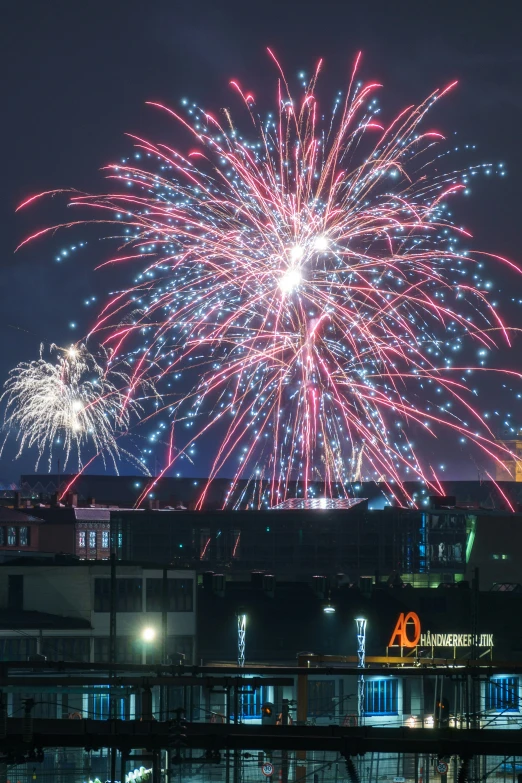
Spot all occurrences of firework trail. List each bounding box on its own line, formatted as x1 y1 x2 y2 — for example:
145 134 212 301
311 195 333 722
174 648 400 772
18 52 521 507
1 343 150 475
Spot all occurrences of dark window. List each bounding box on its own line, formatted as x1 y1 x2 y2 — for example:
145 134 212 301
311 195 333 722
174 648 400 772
116 578 142 611
365 679 399 715
8 575 23 610
94 579 111 612
308 680 336 718
167 635 194 664
7 527 17 546
486 677 519 711
94 578 142 612
0 636 36 661
146 578 194 612
18 527 30 547
32 693 57 719
93 636 142 665
40 637 91 663
0 528 4 546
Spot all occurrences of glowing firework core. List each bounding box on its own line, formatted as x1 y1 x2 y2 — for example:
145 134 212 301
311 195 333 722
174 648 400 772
279 266 302 293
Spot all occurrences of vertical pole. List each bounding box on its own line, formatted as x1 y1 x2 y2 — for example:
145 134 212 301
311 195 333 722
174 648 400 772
356 618 367 725
160 567 168 720
296 654 309 783
233 680 240 783
237 614 246 668
225 685 231 783
109 551 117 783
281 699 289 783
236 611 246 783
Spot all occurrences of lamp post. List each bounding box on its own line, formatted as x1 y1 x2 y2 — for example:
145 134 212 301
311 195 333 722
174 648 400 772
237 612 246 668
355 617 367 725
140 627 157 665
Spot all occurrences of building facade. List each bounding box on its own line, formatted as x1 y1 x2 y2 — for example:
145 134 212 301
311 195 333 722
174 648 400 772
0 559 197 667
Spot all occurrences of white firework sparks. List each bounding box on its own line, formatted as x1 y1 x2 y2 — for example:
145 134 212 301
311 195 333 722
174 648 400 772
1 343 150 473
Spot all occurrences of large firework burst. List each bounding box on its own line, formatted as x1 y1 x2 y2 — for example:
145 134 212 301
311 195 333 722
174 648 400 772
18 52 521 506
1 343 149 474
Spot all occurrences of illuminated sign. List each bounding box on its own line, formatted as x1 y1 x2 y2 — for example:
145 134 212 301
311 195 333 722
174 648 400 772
388 612 493 648
388 612 421 648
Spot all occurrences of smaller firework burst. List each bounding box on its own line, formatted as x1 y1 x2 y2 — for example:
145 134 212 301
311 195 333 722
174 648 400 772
1 343 150 473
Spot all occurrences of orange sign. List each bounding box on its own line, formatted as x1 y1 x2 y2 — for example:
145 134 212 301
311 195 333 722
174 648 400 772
388 611 421 648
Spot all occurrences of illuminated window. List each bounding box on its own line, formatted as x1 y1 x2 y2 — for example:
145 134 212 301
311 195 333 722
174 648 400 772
7 527 17 546
78 531 86 549
19 527 30 547
101 531 109 549
92 685 126 719
230 684 267 719
492 554 509 560
485 677 519 711
89 531 97 549
365 679 399 715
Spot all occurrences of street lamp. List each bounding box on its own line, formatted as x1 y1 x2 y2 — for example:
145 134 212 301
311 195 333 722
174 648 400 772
141 627 157 643
355 617 367 725
236 611 247 667
323 589 336 614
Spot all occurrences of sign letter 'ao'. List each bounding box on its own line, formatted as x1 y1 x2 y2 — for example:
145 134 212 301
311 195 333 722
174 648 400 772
388 612 421 648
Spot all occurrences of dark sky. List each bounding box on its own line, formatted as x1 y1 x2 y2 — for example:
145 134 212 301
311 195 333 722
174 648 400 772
2 0 522 484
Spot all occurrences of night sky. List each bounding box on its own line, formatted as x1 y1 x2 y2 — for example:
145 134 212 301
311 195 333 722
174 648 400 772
3 0 522 485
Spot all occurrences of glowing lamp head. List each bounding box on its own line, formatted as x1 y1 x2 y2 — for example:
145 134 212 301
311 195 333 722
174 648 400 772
141 627 156 643
313 236 329 252
279 268 302 294
323 604 336 614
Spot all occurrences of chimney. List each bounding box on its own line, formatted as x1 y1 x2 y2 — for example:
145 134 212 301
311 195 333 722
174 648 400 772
312 575 328 600
13 491 21 509
263 574 276 598
251 571 264 589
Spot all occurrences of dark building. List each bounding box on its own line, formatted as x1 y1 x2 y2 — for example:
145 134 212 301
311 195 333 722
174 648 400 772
112 505 472 585
19 474 522 511
0 505 111 560
197 578 518 663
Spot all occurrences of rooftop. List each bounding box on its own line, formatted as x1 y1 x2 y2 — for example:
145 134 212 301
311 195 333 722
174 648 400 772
0 507 44 525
